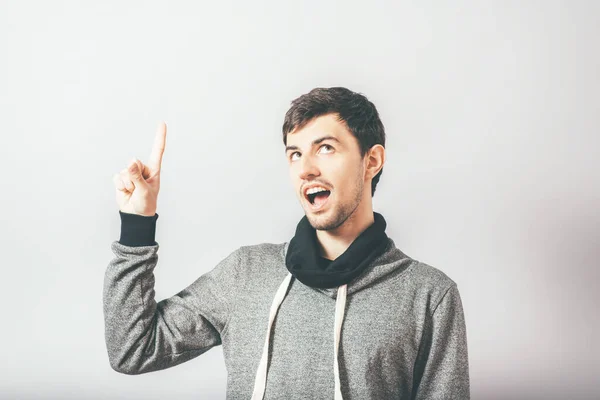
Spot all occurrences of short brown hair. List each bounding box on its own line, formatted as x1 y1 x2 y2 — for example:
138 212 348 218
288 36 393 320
282 87 386 196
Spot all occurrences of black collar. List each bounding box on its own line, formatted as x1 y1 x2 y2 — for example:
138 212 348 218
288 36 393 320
285 212 390 288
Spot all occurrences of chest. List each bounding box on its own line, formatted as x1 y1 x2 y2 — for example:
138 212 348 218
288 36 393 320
222 277 425 396
273 282 423 365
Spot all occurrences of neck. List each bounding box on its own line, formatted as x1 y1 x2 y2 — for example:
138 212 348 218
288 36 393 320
315 194 375 260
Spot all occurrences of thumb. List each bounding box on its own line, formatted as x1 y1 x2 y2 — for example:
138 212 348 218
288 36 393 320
128 158 147 186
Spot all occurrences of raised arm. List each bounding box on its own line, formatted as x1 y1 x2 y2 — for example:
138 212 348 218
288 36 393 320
104 121 241 374
103 230 242 374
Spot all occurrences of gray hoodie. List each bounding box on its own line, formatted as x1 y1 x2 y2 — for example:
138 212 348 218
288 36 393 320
103 238 470 399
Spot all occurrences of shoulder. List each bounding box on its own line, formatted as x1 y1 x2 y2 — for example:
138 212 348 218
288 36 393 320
237 241 287 261
409 259 457 289
232 241 288 278
405 258 460 315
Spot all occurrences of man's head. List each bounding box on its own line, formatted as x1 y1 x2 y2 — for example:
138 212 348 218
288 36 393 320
282 87 386 231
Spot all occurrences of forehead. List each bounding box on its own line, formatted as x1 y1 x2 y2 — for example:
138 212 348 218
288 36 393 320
287 113 352 146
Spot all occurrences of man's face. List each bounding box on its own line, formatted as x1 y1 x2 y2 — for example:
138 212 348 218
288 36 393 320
285 113 367 231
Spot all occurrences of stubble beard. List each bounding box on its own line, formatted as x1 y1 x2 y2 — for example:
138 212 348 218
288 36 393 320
306 174 364 232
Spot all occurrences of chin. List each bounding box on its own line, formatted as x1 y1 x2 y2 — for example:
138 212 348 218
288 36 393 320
306 208 345 231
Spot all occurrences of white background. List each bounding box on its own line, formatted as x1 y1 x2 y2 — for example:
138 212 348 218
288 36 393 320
0 1 598 399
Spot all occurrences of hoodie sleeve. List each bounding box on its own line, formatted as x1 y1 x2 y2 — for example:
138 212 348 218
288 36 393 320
412 283 471 399
103 238 242 375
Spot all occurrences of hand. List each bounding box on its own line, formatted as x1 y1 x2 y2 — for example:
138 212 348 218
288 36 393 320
112 122 167 216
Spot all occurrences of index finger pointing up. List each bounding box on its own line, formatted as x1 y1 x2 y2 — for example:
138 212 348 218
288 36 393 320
149 121 167 171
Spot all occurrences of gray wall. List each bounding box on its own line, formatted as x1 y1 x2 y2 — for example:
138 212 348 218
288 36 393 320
1 1 598 399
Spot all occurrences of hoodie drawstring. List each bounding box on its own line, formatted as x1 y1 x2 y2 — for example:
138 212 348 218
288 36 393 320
250 272 348 400
250 272 293 400
333 282 347 400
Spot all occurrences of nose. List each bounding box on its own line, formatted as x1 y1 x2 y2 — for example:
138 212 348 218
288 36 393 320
298 154 320 180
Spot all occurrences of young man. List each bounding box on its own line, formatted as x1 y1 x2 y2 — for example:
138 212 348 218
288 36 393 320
105 87 471 399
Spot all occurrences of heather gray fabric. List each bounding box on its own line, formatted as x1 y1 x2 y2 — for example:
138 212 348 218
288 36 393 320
103 238 470 399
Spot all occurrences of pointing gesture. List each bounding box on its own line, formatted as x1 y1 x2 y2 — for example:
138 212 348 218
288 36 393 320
148 120 167 174
113 122 167 217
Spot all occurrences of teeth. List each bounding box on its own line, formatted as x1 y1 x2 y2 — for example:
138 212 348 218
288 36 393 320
306 187 329 195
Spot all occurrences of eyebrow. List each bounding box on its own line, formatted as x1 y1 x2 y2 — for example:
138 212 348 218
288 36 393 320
285 136 341 153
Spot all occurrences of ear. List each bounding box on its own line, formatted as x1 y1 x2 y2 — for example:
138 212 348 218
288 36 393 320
364 145 385 180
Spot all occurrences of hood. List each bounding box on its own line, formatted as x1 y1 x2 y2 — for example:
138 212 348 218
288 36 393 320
286 237 415 299
250 237 415 400
285 211 391 289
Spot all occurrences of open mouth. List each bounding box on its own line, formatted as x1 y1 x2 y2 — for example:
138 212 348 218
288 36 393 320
306 190 331 210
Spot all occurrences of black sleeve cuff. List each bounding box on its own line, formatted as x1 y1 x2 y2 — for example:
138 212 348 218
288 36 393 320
118 211 159 247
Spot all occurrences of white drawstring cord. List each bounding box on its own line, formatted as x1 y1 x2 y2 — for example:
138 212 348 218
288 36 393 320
250 273 293 400
333 284 347 400
250 273 347 400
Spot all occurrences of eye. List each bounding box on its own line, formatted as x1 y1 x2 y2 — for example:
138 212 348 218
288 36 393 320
289 144 333 162
320 144 334 153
